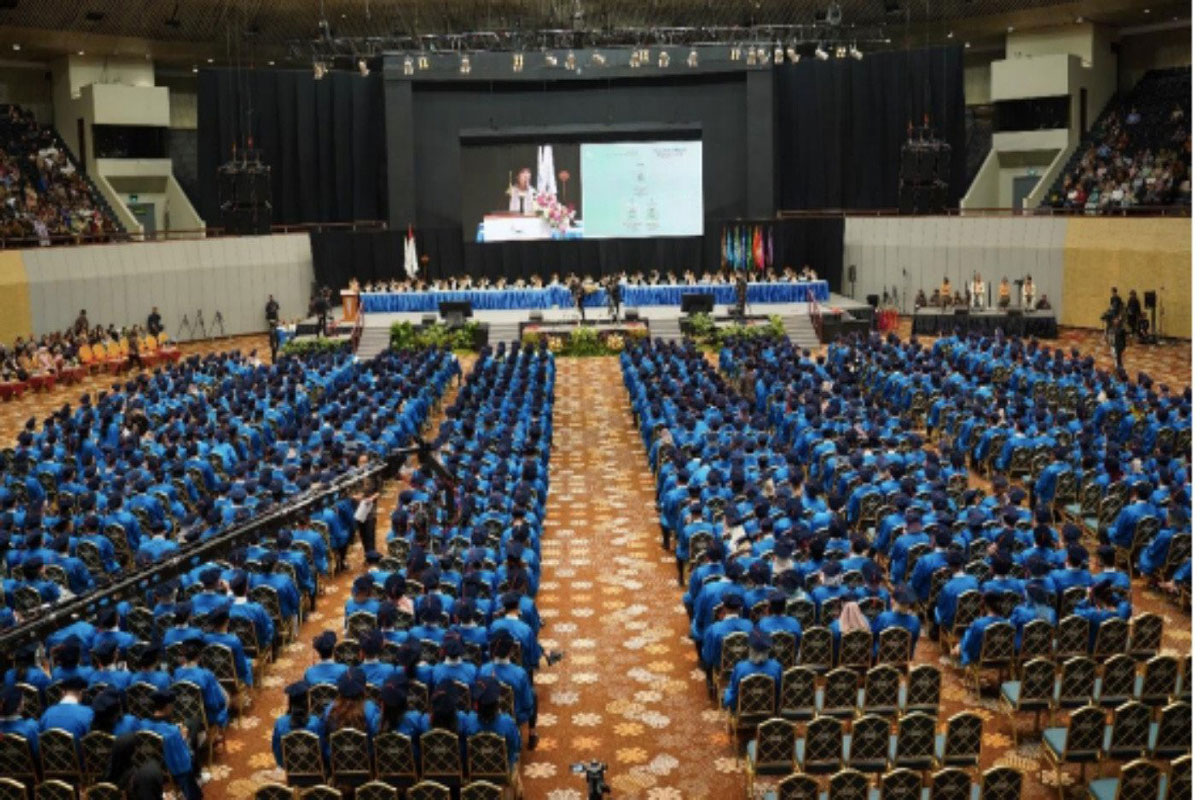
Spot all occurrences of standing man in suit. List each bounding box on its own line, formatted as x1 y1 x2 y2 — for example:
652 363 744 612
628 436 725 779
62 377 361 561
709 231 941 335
265 294 280 362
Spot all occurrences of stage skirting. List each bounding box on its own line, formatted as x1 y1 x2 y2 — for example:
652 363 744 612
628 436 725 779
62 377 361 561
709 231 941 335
912 309 1058 338
359 280 829 314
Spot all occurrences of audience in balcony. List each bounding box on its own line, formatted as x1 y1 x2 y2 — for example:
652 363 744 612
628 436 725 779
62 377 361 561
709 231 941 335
0 105 119 241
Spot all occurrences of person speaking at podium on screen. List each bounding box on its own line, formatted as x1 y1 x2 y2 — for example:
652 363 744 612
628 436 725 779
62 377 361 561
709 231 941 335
507 167 536 214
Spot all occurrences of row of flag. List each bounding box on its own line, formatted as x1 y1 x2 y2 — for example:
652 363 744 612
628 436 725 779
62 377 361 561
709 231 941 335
722 224 774 272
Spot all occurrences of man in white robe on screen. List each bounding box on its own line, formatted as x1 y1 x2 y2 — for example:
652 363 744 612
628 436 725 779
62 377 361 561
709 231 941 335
508 167 536 214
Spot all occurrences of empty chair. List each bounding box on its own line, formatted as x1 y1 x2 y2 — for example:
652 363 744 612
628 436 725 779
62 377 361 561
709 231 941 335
845 714 890 775
797 628 834 673
460 782 504 800
1163 754 1190 800
1056 615 1091 660
861 664 901 716
728 672 778 742
774 772 820 800
1041 706 1107 800
1104 701 1151 760
826 769 870 800
1085 758 1162 800
281 729 326 787
978 766 1023 800
817 667 859 719
1056 656 1099 712
1127 613 1163 661
329 728 372 789
1150 702 1191 759
838 629 873 672
878 767 923 800
936 712 982 769
1000 657 1056 740
745 717 797 794
40 728 82 783
928 767 973 800
1096 655 1138 708
891 711 937 771
356 782 399 800
1017 618 1056 661
419 729 463 791
35 782 77 800
1092 618 1130 662
0 733 37 787
874 626 912 669
903 664 941 715
373 733 418 791
969 621 1015 698
1135 654 1179 707
795 716 843 775
779 667 817 722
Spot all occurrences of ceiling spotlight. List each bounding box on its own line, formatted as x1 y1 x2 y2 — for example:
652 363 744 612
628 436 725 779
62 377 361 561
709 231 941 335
512 52 524 72
835 45 847 58
207 57 214 63
1142 7 1150 12
403 56 414 75
191 65 198 73
357 58 369 76
459 54 471 74
77 50 86 56
1006 25 1014 32
730 46 742 61
964 42 971 49
591 51 606 66
946 31 954 39
418 55 429 70
565 50 577 70
10 43 18 51
687 48 699 68
544 52 558 67
850 44 863 60
629 49 640 68
814 45 829 61
1075 15 1084 23
773 47 784 64
267 60 275 66
746 47 757 66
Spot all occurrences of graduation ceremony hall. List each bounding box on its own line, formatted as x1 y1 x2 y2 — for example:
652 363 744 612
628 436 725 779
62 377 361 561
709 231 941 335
0 1 1191 799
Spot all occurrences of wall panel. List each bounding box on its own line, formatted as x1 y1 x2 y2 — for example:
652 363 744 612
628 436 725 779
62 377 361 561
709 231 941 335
20 234 314 340
0 252 31 344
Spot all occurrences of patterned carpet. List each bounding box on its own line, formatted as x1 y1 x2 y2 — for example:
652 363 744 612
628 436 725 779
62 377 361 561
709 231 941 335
0 329 1190 799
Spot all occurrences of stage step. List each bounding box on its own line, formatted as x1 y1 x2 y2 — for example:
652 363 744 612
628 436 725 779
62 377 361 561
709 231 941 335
781 314 821 349
488 321 522 348
355 326 392 360
648 316 685 342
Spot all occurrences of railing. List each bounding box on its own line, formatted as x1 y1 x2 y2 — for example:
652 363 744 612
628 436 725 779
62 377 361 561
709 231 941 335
807 287 822 344
0 219 389 250
776 205 1191 219
350 305 366 352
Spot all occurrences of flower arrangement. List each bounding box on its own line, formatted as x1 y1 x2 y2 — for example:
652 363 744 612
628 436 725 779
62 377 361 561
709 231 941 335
533 191 577 233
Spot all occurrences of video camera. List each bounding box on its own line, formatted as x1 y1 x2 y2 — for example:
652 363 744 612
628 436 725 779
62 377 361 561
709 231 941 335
571 760 611 799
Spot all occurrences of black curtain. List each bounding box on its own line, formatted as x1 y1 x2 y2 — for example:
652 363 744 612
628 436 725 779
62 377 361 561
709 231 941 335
310 230 404 289
776 45 965 210
772 218 846 291
197 68 386 226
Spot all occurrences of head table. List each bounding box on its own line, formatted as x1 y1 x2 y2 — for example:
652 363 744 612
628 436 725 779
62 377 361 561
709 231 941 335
355 280 829 315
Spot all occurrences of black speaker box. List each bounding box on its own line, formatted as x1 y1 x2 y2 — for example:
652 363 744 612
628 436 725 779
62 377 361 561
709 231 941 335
1143 291 1157 309
625 309 639 321
866 294 879 308
529 311 544 322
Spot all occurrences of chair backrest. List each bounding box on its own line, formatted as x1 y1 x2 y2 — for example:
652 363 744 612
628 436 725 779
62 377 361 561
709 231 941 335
40 727 82 780
827 768 870 800
333 640 362 667
779 666 817 719
875 626 911 667
81 730 116 783
821 667 860 717
879 767 923 800
950 591 982 633
800 716 843 772
786 596 816 629
893 712 937 768
329 728 372 784
406 780 452 800
1093 617 1130 660
735 672 777 720
1063 705 1107 757
419 729 463 782
979 621 1015 665
929 767 973 800
941 712 983 766
254 783 297 800
820 598 844 626
373 732 417 783
1108 701 1152 759
847 714 890 768
1018 618 1055 660
1098 654 1138 704
130 730 164 771
461 781 504 800
777 772 820 800
298 787 342 800
717 631 750 683
0 733 36 783
862 664 901 714
172 680 210 727
1165 755 1190 800
1140 655 1180 706
1058 656 1098 707
465 732 509 782
1127 613 1163 659
905 664 941 713
798 627 833 671
751 718 796 773
281 729 326 783
15 682 41 718
1014 658 1056 706
308 683 339 715
979 766 1022 800
839 629 873 671
35 781 79 800
1152 702 1191 758
770 631 797 667
1113 759 1164 800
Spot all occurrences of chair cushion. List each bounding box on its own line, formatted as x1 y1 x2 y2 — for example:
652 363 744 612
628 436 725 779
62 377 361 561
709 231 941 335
1042 727 1067 759
794 738 804 764
746 740 757 766
1000 681 1020 706
1087 778 1118 800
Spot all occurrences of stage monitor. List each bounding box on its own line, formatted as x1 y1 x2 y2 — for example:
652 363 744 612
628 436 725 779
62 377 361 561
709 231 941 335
462 139 703 242
681 293 715 314
439 301 473 327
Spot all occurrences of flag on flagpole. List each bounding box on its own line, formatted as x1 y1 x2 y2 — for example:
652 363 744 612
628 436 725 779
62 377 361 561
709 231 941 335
404 225 418 279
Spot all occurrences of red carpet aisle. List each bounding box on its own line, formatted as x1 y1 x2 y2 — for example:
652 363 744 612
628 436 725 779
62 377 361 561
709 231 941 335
517 357 743 799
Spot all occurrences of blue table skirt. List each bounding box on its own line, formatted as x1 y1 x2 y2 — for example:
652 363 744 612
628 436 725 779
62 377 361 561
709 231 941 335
359 281 829 314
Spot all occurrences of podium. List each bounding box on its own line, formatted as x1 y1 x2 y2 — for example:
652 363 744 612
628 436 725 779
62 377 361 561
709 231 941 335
479 213 551 242
341 290 359 320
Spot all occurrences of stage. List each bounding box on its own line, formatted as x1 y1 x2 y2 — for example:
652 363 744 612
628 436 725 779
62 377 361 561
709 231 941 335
911 308 1058 338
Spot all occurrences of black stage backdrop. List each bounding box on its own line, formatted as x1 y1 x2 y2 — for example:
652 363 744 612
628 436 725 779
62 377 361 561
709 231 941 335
776 46 965 210
310 218 844 292
196 68 386 225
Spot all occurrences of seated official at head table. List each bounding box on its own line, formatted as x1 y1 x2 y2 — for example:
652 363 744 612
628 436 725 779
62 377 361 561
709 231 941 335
349 265 824 293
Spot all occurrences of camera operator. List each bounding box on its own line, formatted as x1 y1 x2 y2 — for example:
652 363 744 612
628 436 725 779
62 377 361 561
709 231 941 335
1125 289 1141 335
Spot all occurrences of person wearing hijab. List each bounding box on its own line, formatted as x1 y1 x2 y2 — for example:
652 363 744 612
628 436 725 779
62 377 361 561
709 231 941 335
830 600 871 663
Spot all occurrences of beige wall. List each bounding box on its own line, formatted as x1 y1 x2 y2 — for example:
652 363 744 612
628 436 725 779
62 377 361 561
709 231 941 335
991 53 1072 101
1007 25 1099 61
1118 27 1192 92
1060 218 1191 338
963 53 994 105
0 62 52 123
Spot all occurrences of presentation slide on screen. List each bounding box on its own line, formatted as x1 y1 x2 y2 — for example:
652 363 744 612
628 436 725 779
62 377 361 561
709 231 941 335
461 139 703 242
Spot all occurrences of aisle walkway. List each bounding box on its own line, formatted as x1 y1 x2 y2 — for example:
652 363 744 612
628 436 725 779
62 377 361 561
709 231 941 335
518 357 742 799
